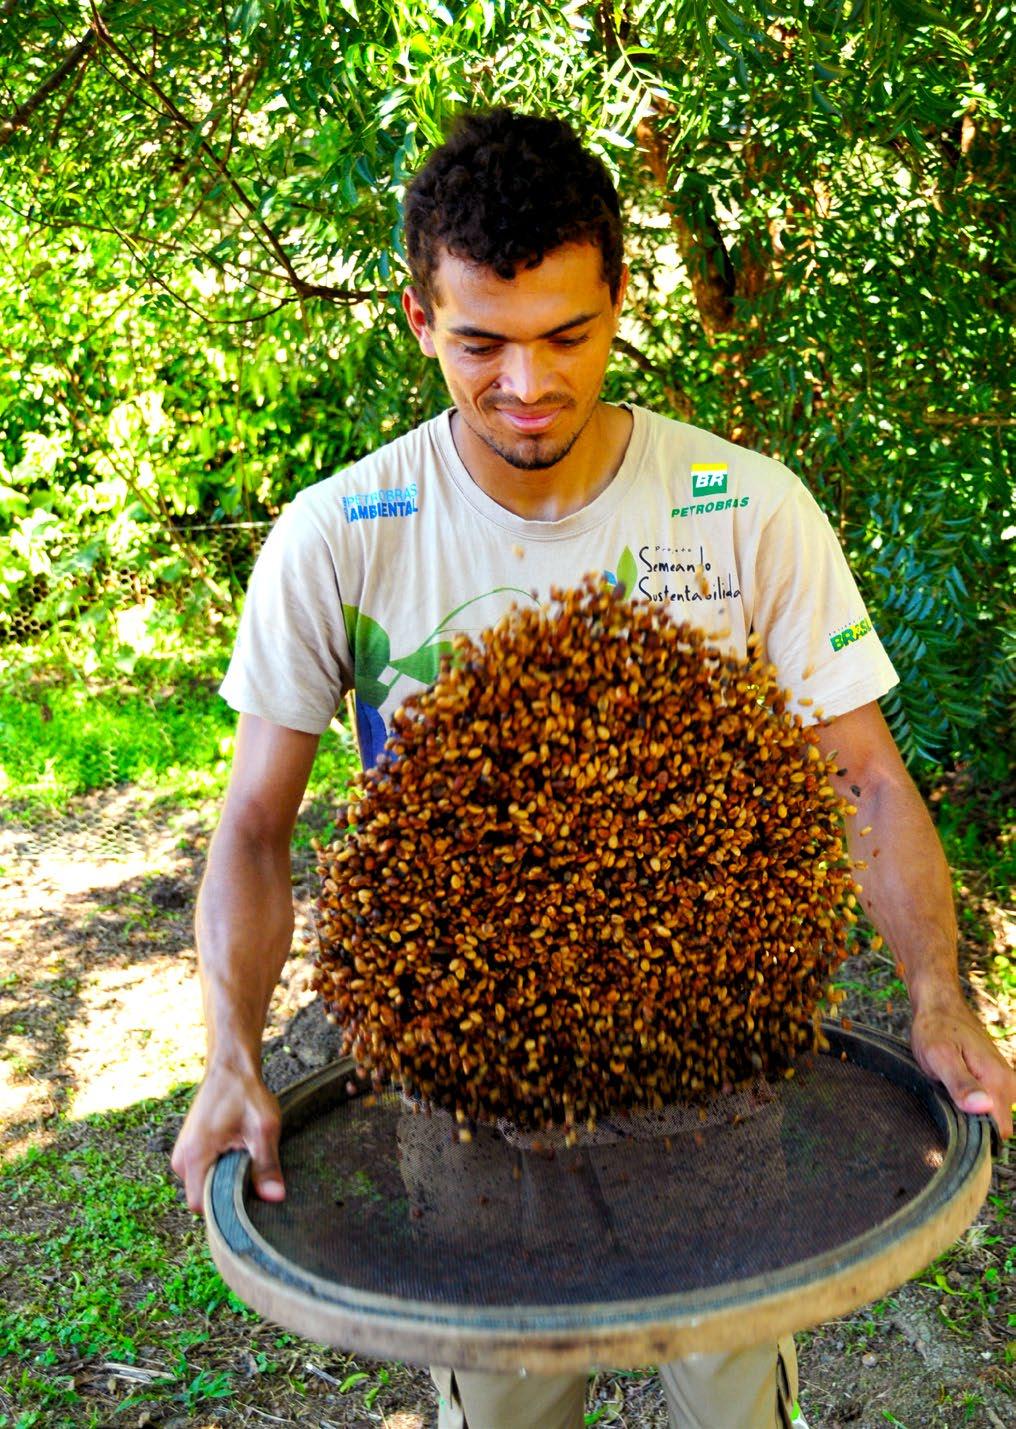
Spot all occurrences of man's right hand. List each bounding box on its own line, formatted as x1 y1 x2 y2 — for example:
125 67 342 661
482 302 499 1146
171 1064 286 1215
172 716 322 1215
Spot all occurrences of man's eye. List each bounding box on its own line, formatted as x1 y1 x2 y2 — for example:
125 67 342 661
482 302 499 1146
462 344 499 356
554 335 589 348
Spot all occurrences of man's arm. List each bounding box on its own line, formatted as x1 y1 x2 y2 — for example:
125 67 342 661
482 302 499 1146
816 702 1015 1138
171 713 321 1212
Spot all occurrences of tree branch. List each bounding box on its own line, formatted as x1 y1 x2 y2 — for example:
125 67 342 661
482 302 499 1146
596 0 735 340
86 3 378 306
0 32 96 148
923 412 1015 428
612 337 695 422
635 115 735 340
0 201 296 303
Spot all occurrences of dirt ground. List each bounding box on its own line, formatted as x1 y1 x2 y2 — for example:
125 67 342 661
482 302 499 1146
0 786 1013 1428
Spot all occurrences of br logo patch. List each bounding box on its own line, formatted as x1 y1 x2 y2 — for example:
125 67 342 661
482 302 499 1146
691 463 728 497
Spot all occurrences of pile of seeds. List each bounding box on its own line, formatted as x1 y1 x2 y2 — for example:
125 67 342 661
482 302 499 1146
314 576 856 1134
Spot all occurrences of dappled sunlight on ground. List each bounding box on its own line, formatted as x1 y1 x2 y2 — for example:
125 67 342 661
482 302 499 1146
0 789 213 1162
0 784 203 867
64 949 206 1118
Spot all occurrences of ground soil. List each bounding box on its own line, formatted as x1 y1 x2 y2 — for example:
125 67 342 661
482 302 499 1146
0 786 1012 1428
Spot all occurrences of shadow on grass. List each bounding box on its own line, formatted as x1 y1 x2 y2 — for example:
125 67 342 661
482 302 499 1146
0 1085 435 1429
0 781 432 1428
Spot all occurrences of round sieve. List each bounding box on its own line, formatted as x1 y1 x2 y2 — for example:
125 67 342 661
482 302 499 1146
205 1022 992 1372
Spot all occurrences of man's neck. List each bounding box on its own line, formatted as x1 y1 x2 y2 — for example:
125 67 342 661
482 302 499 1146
451 402 633 521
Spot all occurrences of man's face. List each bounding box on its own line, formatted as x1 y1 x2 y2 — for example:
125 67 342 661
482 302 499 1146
403 243 627 472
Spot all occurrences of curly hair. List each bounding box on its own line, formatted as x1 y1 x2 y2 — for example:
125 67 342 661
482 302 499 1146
403 108 624 320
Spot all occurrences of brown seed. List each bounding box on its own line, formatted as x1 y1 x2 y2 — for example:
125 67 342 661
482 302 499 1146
312 576 854 1133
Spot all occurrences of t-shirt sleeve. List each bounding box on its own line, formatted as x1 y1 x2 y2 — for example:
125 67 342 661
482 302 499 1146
751 479 898 722
219 496 353 734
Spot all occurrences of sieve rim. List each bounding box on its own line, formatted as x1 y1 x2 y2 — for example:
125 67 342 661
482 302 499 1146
204 1022 992 1369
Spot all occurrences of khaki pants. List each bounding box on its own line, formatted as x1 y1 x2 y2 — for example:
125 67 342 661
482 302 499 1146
433 1335 798 1428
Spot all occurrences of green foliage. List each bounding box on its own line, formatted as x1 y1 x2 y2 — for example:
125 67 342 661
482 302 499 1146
0 674 236 810
0 1 1012 768
0 668 360 815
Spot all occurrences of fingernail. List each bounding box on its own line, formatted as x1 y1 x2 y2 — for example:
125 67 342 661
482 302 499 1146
260 1179 284 1197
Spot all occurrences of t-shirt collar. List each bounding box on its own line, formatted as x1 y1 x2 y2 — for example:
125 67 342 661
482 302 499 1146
431 403 650 539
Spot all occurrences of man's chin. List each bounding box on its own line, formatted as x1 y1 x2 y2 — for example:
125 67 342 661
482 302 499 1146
483 428 583 472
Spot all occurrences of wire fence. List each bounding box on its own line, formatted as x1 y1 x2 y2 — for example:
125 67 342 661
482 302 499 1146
1 521 272 652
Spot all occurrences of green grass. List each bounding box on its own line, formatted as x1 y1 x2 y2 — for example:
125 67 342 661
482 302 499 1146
0 1092 265 1422
934 788 1016 1006
934 792 1016 908
0 675 234 812
0 1091 401 1426
916 1202 1014 1338
0 666 360 818
0 1092 252 1364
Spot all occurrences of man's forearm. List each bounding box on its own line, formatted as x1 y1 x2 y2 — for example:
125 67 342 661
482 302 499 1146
818 702 1015 1135
837 759 961 1012
195 820 296 1072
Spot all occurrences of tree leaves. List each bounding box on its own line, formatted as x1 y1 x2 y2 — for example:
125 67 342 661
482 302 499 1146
0 0 1011 765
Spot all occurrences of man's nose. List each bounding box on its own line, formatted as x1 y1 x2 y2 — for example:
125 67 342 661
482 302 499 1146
498 345 552 404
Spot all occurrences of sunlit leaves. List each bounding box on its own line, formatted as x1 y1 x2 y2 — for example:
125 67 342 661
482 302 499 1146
0 0 1012 762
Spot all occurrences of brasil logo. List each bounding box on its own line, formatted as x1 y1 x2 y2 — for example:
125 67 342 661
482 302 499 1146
691 463 728 497
830 616 873 652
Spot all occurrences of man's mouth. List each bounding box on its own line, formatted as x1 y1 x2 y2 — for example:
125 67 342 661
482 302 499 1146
497 407 563 434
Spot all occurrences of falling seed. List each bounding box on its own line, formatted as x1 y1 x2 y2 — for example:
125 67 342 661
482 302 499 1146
312 575 855 1133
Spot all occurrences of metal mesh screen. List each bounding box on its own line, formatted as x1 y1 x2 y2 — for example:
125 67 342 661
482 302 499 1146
244 1053 945 1309
0 522 266 655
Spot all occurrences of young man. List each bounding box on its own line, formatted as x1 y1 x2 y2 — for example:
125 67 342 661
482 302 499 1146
172 109 1015 1429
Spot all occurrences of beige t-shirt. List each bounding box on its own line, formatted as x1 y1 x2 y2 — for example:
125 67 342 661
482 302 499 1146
221 405 897 766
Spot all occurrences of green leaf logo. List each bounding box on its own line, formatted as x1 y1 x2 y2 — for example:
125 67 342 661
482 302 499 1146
389 640 454 684
342 604 392 704
616 546 638 598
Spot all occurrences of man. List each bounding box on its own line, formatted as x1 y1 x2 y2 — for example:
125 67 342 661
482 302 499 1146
172 108 1015 1429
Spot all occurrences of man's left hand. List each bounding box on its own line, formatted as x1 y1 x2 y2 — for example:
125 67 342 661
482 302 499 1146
910 997 1016 1140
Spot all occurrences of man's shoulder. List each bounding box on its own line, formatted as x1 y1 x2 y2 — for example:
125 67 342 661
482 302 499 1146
633 406 799 492
292 410 450 521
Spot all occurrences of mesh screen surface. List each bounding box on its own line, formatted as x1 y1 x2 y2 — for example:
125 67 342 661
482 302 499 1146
245 1056 945 1307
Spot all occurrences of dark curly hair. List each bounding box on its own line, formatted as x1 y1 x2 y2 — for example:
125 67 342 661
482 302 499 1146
403 108 624 321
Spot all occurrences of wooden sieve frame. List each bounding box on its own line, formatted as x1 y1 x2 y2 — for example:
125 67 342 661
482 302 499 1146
204 1023 992 1372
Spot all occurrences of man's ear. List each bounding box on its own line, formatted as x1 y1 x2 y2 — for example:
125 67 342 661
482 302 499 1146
612 264 629 321
403 287 437 357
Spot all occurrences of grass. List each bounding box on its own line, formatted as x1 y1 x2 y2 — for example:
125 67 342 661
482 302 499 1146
2 665 1013 1425
932 775 1016 907
1 1095 241 1340
927 758 1015 990
916 1199 1014 1337
0 661 361 821
0 678 396 1425
0 1094 401 1426
0 1093 254 1421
